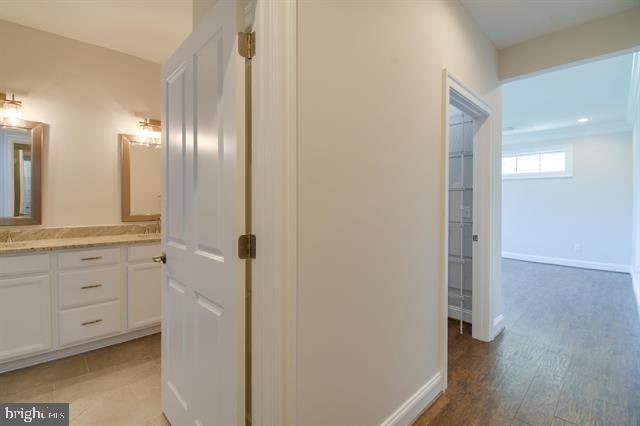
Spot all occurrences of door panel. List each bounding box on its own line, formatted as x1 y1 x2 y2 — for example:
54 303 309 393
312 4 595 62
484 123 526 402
166 66 188 248
165 279 189 420
193 293 223 426
127 263 161 329
161 0 244 424
0 275 51 361
194 32 225 259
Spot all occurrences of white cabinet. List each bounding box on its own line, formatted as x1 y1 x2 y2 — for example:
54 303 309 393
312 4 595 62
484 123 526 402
0 253 49 275
127 245 161 330
128 263 161 329
0 274 51 362
57 248 123 346
59 300 121 346
128 245 161 263
0 243 161 370
59 266 120 309
58 247 120 269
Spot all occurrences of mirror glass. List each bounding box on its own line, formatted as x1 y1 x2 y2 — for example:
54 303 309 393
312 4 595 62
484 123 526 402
121 134 161 221
0 123 42 225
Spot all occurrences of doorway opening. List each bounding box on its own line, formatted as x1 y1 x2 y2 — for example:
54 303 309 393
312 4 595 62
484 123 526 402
447 104 477 335
501 52 639 339
441 71 498 393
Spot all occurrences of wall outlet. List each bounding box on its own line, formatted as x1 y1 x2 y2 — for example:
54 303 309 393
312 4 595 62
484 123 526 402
574 244 582 253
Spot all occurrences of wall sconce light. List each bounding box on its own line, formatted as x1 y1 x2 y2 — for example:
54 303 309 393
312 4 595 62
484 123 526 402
0 92 22 125
138 118 161 141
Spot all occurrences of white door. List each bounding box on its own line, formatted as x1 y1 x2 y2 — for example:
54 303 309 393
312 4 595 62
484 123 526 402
161 1 245 425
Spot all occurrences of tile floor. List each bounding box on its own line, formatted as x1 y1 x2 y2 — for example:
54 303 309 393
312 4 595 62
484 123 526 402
0 333 165 426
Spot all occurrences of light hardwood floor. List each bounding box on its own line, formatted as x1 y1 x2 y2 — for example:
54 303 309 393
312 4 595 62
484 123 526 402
415 260 640 425
0 334 165 426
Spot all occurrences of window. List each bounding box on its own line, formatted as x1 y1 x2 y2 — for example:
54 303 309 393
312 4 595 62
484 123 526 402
502 146 572 179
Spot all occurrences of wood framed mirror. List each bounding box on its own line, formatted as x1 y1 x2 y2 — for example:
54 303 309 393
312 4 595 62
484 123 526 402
0 120 44 226
120 134 161 222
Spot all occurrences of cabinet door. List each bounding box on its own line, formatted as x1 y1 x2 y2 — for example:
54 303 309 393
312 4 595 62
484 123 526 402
0 275 51 361
128 263 161 329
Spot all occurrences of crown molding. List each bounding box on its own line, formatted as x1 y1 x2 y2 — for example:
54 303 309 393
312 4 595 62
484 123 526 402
628 52 640 123
503 119 632 145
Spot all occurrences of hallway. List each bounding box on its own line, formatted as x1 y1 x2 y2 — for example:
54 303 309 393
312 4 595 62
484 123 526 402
416 259 640 425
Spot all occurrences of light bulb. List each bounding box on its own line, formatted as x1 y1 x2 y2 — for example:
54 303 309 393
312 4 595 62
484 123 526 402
138 118 161 143
2 95 22 126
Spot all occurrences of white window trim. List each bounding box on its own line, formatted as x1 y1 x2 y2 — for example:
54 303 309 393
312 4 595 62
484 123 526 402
502 144 573 180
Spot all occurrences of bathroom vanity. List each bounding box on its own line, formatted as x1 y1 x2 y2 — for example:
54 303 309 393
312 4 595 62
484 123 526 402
0 231 161 373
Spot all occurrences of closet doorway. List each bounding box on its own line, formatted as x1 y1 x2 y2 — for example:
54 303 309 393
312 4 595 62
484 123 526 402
447 104 477 334
441 71 499 391
441 71 497 351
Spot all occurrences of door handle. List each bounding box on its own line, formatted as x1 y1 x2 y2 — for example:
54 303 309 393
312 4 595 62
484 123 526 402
81 284 103 290
153 254 167 264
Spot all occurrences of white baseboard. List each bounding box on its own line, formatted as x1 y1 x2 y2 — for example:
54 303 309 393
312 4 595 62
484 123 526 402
492 314 505 339
632 267 640 311
380 373 442 426
447 305 472 323
0 325 160 374
502 252 631 273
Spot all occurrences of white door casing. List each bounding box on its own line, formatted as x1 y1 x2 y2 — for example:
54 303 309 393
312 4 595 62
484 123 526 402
441 70 499 391
161 1 245 425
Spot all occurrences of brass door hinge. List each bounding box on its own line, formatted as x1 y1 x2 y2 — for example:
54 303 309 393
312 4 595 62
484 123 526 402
238 234 256 259
238 32 255 59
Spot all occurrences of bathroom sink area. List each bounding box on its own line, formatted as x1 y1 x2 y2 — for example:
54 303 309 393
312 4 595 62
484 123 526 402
0 227 161 255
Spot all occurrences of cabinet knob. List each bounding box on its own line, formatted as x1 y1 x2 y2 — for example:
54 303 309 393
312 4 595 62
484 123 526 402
153 254 167 264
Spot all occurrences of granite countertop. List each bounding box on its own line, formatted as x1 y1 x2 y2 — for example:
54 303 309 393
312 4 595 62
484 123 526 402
0 224 161 255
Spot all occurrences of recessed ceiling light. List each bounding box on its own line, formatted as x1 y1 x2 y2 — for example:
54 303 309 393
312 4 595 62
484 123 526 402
577 117 589 123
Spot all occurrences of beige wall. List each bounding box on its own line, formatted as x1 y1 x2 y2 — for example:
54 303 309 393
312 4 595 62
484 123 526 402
499 7 640 81
296 0 501 423
193 0 217 28
0 20 161 227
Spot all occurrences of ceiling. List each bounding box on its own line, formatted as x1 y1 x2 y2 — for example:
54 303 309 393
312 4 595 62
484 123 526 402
0 1 637 63
502 53 635 144
0 0 192 64
461 0 640 49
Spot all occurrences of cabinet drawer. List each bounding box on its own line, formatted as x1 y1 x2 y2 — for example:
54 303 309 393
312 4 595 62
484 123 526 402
0 254 49 276
59 301 121 346
128 245 161 263
59 267 120 309
58 248 120 270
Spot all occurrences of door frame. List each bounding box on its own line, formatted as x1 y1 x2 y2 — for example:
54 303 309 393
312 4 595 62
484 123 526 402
250 0 298 425
440 70 503 390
